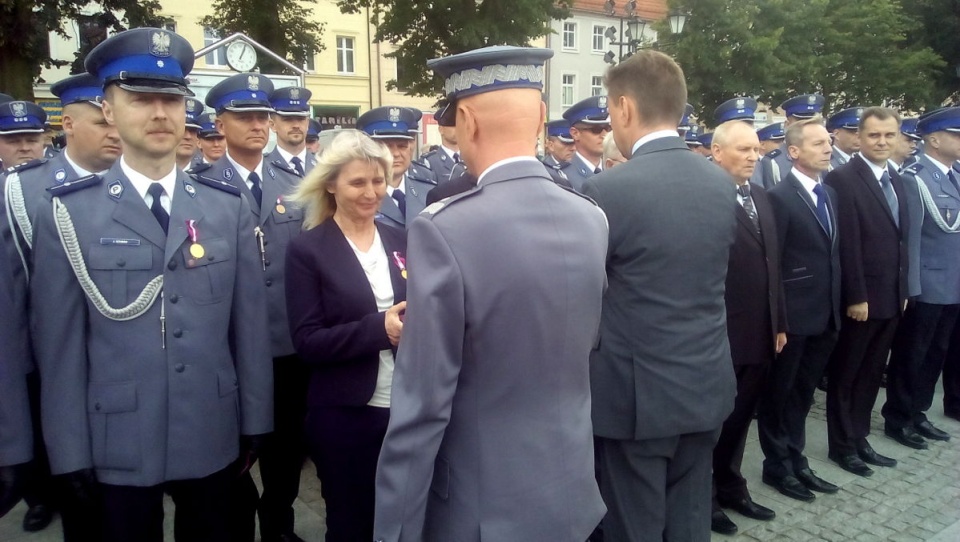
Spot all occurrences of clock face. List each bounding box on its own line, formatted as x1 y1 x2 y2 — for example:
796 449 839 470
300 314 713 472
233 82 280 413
226 41 257 72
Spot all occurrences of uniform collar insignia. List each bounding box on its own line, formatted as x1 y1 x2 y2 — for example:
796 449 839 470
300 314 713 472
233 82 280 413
108 180 123 199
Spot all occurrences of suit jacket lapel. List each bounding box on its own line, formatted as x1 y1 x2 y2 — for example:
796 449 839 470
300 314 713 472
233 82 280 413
108 171 167 250
785 173 831 241
855 157 898 228
734 203 762 244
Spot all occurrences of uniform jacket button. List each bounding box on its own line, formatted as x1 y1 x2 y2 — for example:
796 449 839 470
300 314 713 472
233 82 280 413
174 363 185 373
169 294 179 304
95 402 102 411
116 259 126 267
173 329 183 338
264 260 270 267
265 279 273 287
168 260 178 270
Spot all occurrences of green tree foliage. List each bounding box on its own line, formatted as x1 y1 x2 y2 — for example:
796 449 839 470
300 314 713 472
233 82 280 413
0 0 163 99
660 0 945 124
338 0 571 97
200 0 325 75
902 0 960 107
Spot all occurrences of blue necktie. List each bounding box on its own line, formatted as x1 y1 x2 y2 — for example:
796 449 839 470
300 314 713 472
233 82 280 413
452 152 460 163
812 183 831 236
147 182 169 234
879 171 899 227
392 189 406 215
248 172 262 207
290 156 304 177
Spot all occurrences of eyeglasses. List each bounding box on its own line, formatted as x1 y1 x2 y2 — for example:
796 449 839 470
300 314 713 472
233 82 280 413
579 125 611 135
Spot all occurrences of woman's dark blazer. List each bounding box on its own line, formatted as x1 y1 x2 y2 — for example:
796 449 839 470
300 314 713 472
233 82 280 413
285 220 407 407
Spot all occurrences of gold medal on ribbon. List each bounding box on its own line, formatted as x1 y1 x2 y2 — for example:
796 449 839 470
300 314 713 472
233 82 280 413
401 269 407 279
276 204 286 214
190 243 205 259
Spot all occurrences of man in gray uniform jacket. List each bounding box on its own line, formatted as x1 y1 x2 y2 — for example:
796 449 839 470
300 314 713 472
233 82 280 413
582 51 737 542
29 28 273 541
265 86 317 178
374 45 608 542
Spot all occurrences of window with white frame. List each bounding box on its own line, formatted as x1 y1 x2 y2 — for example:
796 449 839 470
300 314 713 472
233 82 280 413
562 74 576 107
303 49 315 71
337 36 355 74
592 25 606 52
591 75 603 96
203 28 225 66
562 22 577 50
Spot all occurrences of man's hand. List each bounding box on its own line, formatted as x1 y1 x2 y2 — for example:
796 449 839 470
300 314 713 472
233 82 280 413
775 333 787 354
385 301 407 347
847 302 869 322
235 433 269 477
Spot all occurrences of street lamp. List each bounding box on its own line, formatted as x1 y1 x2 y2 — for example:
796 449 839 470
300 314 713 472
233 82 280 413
604 1 688 64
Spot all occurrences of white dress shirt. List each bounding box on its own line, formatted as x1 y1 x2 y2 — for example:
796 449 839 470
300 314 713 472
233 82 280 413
120 156 177 214
225 150 264 192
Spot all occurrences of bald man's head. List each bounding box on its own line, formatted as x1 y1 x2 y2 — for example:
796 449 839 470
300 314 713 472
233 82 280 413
712 120 760 184
456 88 545 174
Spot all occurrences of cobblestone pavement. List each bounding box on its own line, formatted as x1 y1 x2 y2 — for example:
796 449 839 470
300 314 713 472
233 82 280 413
3 387 958 541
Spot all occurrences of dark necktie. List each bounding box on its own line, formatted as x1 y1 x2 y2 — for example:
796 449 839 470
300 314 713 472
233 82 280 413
737 183 759 231
812 183 832 236
392 189 406 215
594 167 602 174
147 182 169 234
248 172 263 208
290 156 304 177
452 152 460 163
879 171 899 227
947 169 960 196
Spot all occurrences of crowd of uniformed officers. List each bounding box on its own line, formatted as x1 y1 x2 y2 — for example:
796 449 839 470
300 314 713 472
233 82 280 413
0 23 959 542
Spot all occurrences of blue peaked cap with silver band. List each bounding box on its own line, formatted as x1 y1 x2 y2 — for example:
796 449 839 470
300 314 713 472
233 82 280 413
206 73 275 114
900 117 920 141
546 120 574 143
185 98 204 130
917 107 960 135
826 107 863 131
85 28 194 96
714 97 757 124
0 101 47 135
196 113 220 138
270 87 312 116
50 73 104 107
307 119 321 139
685 125 702 145
679 103 694 128
428 45 552 125
358 106 420 140
564 95 609 126
756 122 785 142
781 94 825 119
697 131 713 147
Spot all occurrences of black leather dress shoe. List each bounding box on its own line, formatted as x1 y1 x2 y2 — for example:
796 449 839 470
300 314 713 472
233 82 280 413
829 452 874 477
719 496 776 521
797 467 840 493
762 473 815 502
915 420 950 441
858 444 897 467
885 426 928 450
22 504 54 532
711 510 738 535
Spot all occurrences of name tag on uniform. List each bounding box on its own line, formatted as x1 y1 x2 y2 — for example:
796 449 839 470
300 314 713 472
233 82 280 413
99 238 141 246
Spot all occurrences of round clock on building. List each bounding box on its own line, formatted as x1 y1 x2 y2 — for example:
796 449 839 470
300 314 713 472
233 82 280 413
225 40 257 72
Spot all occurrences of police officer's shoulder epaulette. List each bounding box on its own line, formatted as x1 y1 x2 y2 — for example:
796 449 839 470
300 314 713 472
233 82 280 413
187 162 213 175
764 149 781 160
6 158 48 174
408 164 438 185
414 154 433 170
421 184 481 218
192 174 242 196
46 174 101 196
902 162 923 177
555 181 599 206
270 159 298 176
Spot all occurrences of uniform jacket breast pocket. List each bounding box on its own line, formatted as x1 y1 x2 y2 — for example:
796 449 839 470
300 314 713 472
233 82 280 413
181 237 232 304
271 207 304 239
87 381 140 471
87 245 154 307
938 200 958 223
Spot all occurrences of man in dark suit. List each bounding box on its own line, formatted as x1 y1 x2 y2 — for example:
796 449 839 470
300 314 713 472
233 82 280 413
824 107 909 477
708 121 785 535
882 107 960 448
760 118 842 502
582 51 737 542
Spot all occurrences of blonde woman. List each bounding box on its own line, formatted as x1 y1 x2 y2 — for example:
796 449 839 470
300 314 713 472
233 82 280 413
284 130 406 542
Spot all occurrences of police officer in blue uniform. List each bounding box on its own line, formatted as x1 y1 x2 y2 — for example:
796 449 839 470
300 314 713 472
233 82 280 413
893 117 921 171
196 112 226 164
266 86 316 178
714 96 758 125
827 107 864 170
0 101 47 171
561 95 610 191
177 98 205 171
678 103 695 138
358 106 438 229
418 107 461 183
29 28 273 542
685 124 703 151
883 107 960 449
543 119 574 168
754 94 825 188
197 73 307 542
305 119 321 155
757 122 785 155
698 131 715 159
